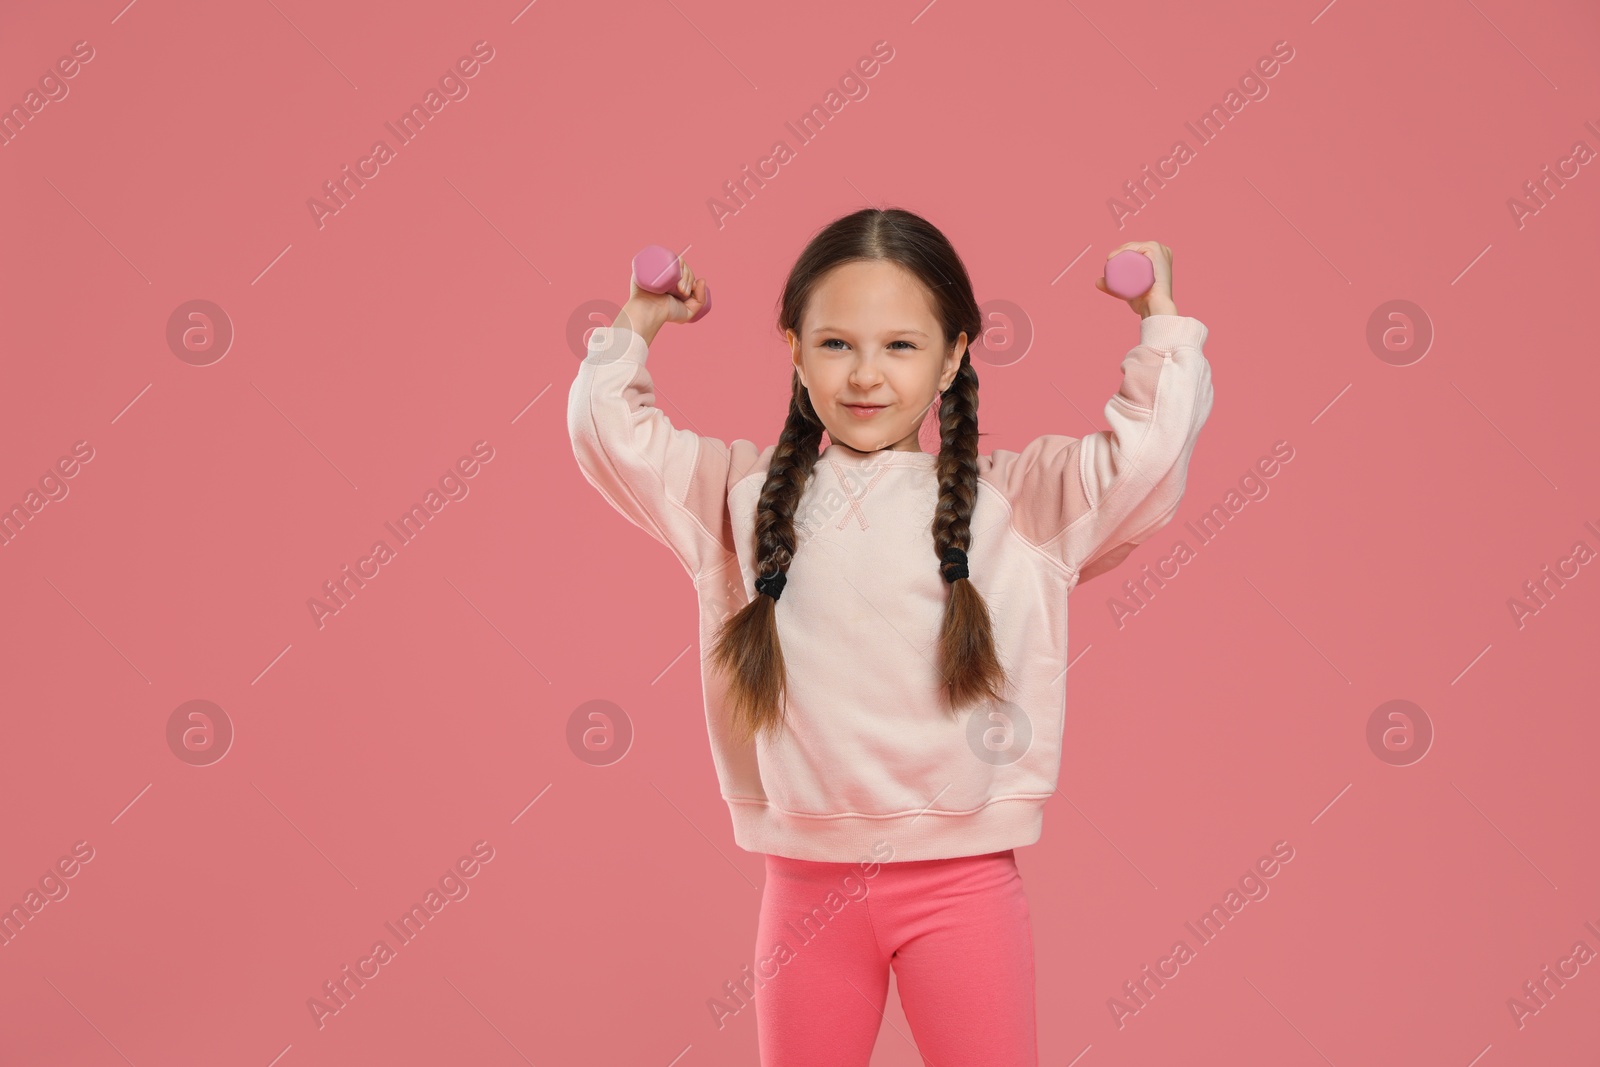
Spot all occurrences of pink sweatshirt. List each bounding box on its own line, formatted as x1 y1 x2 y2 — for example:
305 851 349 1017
568 315 1213 862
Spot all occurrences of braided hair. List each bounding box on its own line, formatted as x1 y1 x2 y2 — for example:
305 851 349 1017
708 208 1010 743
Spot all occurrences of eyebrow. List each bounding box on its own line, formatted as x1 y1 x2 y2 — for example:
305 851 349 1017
810 327 929 338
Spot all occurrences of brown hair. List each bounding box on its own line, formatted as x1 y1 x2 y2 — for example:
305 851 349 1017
708 207 1010 743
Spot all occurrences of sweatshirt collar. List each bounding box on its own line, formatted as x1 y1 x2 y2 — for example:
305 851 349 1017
819 442 939 468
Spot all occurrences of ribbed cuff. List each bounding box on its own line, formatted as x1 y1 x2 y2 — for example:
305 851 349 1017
585 325 650 365
1139 314 1207 351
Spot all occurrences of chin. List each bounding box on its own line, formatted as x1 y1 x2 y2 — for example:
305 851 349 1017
837 431 900 452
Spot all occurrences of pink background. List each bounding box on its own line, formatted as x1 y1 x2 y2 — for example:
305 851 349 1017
2 0 1598 1063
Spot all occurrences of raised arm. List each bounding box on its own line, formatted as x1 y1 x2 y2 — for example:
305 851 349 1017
985 313 1213 586
567 287 761 581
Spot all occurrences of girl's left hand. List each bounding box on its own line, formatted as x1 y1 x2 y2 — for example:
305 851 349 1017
1095 241 1178 319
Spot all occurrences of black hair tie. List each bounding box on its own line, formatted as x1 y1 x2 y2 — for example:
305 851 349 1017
755 568 787 601
941 546 969 583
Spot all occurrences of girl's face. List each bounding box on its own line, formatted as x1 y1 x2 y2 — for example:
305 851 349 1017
787 259 966 454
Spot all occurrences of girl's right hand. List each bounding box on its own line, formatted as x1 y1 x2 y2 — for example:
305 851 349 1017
614 254 709 345
628 254 709 325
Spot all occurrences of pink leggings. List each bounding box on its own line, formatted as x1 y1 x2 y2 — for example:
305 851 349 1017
753 848 1037 1066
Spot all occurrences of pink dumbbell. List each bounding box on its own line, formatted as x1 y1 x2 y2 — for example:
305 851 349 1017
633 245 712 323
1102 250 1155 300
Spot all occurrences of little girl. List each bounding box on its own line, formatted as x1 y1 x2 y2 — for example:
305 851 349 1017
568 208 1213 1066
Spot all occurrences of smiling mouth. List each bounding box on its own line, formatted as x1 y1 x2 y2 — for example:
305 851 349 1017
844 404 886 417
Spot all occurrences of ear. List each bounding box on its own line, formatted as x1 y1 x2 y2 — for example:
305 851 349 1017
787 329 807 388
940 331 968 391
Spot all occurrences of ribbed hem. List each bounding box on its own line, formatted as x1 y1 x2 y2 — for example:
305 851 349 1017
726 795 1046 863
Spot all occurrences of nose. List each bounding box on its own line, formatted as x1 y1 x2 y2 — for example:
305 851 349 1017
848 354 884 388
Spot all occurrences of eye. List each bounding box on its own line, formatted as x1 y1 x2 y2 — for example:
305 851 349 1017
820 339 918 350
